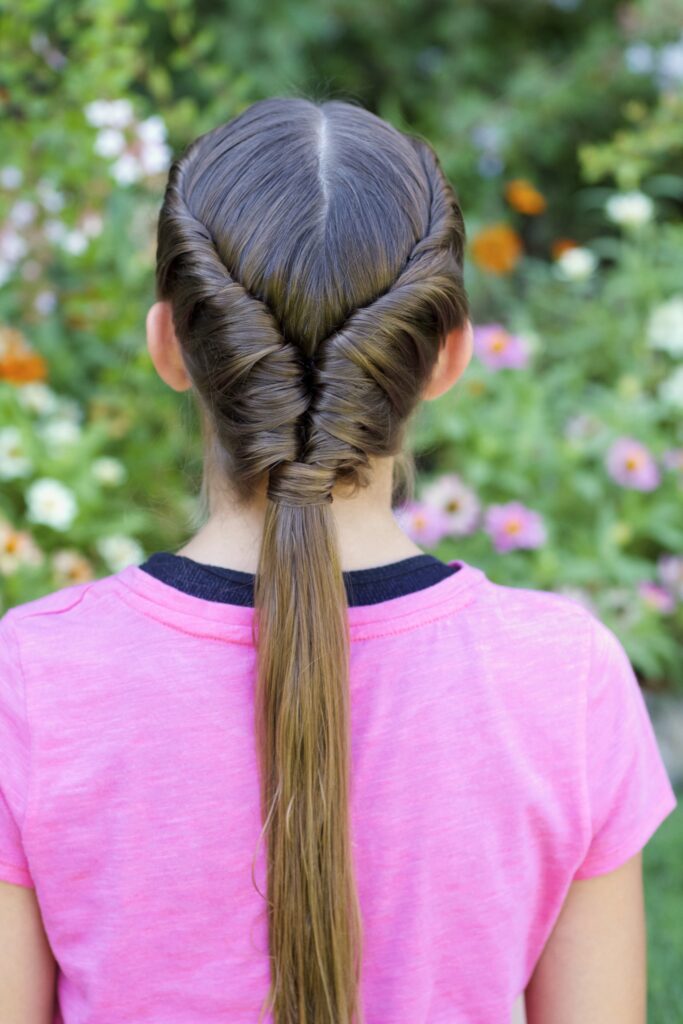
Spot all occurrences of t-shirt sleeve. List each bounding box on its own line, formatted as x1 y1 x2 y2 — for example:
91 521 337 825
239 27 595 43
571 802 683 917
0 612 35 888
573 614 678 880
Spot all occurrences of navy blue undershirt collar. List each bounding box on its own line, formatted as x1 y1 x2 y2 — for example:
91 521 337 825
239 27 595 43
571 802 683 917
139 551 459 607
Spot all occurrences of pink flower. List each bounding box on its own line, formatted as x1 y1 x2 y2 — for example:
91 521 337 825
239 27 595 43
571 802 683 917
420 473 481 536
637 581 676 614
662 448 683 472
605 437 660 491
473 323 531 370
483 501 547 553
657 555 683 601
393 499 451 548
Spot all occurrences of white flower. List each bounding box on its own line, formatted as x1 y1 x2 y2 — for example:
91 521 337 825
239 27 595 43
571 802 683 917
110 153 143 185
59 229 89 255
420 473 481 535
658 365 683 408
605 190 654 227
34 289 57 315
1 228 28 263
80 211 103 237
96 534 144 572
15 382 60 416
647 296 683 357
8 199 37 228
0 262 13 286
0 165 23 189
658 36 683 88
36 178 65 212
136 115 167 145
84 98 134 129
53 396 84 424
39 418 82 449
94 127 127 158
139 140 172 175
0 427 32 480
91 456 127 486
25 478 78 530
624 42 655 75
554 246 598 281
44 218 67 244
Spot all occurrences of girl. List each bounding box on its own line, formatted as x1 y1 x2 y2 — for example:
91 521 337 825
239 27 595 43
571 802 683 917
0 96 677 1024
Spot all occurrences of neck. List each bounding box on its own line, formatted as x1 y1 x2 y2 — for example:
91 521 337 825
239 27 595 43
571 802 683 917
174 456 426 574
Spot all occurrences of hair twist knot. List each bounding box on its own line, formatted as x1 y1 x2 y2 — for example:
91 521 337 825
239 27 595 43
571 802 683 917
267 461 335 507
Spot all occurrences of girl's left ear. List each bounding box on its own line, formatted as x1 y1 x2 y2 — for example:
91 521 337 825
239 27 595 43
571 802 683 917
146 301 193 393
422 318 474 401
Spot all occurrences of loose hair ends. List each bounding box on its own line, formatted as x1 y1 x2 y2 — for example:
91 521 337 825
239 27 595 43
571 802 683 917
252 499 364 1024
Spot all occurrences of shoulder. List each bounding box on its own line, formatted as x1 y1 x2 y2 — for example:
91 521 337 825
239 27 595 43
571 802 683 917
0 570 128 655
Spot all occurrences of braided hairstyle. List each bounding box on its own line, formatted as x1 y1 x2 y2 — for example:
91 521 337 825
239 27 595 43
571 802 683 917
154 96 469 1024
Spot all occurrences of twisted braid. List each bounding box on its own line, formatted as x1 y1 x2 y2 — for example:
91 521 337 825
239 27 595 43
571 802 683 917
158 135 463 513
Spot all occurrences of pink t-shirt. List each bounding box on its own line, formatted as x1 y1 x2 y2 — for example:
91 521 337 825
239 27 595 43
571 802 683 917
0 557 677 1023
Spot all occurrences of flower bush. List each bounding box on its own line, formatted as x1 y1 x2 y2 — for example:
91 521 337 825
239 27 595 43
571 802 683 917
0 0 682 692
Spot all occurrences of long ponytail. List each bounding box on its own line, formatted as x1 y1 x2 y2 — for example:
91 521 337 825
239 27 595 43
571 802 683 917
154 94 469 1024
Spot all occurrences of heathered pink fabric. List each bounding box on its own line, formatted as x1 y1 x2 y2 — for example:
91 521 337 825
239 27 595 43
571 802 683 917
0 556 677 1023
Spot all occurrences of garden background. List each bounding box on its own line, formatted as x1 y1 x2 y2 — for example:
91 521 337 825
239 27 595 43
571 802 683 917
1 1 682 1018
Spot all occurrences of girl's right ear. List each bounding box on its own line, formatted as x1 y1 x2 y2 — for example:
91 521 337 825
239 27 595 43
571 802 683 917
146 301 193 393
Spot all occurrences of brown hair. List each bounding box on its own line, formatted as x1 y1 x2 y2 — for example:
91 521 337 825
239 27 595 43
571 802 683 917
154 95 469 1024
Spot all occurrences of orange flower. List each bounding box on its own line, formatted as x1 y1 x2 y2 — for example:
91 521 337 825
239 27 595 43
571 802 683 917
470 223 523 274
504 179 547 215
0 326 48 384
551 237 578 260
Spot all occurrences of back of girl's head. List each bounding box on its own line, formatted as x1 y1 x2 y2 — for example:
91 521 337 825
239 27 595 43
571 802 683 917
154 95 469 1024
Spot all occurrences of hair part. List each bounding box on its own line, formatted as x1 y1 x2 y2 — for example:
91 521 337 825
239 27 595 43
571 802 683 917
154 94 469 1024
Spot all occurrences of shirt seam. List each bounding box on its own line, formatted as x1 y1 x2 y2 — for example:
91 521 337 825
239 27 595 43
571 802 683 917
112 576 482 644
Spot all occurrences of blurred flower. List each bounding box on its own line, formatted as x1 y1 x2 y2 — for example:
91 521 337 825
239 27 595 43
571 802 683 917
91 456 127 486
0 326 48 384
36 178 65 213
554 246 598 281
637 581 676 614
550 237 578 259
420 473 481 535
658 34 683 90
8 199 37 228
647 296 683 357
80 211 104 238
504 178 547 215
0 165 23 189
605 437 660 490
94 128 127 158
662 448 683 471
110 153 143 185
483 501 547 553
477 153 504 178
0 226 28 283
0 522 44 575
25 478 78 530
38 417 82 450
15 381 60 416
34 290 57 315
84 98 134 129
471 223 523 274
0 426 32 479
564 411 604 442
473 323 531 370
658 366 683 409
137 115 167 145
96 535 145 572
657 555 683 601
393 499 451 547
605 190 654 227
624 42 655 74
52 549 95 585
59 229 89 256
